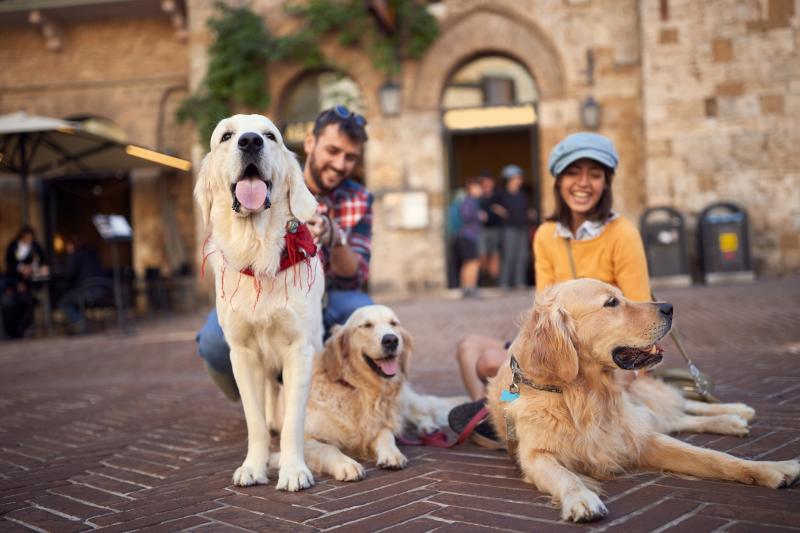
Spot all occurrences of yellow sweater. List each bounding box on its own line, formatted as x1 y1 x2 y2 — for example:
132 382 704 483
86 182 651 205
533 216 651 302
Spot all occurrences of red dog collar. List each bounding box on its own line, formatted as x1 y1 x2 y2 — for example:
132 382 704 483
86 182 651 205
240 220 317 277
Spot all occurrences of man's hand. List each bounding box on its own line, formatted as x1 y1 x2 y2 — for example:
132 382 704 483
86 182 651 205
491 204 508 218
307 214 332 246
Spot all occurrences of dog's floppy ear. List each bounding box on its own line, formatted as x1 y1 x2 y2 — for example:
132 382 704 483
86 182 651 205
194 154 213 229
322 324 348 382
285 148 318 222
521 299 579 384
399 326 413 376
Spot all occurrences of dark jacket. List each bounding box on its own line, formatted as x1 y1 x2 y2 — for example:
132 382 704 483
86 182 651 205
497 189 530 228
5 239 46 286
64 247 104 287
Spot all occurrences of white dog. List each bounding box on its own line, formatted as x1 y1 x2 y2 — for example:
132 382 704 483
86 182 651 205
195 114 323 491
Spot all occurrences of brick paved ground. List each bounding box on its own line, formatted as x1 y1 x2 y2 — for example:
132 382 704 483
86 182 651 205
1 278 799 532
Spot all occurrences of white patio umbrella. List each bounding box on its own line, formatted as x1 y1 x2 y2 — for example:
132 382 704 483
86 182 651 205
0 111 191 224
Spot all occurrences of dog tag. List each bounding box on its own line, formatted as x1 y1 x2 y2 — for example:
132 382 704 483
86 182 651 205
501 389 519 403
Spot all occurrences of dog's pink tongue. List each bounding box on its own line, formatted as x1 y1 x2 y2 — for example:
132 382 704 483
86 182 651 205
376 357 399 376
235 179 267 210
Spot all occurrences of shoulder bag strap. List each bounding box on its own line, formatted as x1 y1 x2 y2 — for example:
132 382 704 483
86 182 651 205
563 238 577 279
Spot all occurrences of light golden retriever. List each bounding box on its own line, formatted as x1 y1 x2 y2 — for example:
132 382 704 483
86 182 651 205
195 114 323 491
272 305 464 481
486 279 800 522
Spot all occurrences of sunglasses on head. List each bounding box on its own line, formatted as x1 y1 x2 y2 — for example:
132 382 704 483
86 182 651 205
331 105 367 127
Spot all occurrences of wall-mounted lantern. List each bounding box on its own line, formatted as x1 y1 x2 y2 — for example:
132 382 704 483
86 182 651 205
580 96 601 130
379 81 402 116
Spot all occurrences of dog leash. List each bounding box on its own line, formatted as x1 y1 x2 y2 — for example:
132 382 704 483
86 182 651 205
396 405 490 449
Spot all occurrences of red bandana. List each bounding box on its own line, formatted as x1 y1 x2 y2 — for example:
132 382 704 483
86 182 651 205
239 221 317 277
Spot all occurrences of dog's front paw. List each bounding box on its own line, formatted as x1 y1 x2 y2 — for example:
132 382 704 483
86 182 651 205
415 415 438 436
276 462 315 491
232 464 269 487
377 450 408 470
752 460 800 489
729 403 756 421
332 456 365 481
714 414 750 437
561 489 608 523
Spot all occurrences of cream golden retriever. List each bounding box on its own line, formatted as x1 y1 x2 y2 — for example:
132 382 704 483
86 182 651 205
272 305 464 480
195 114 323 491
486 279 800 522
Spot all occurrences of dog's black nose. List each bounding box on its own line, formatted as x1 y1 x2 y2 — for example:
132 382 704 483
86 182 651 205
238 132 263 153
381 334 399 352
657 302 673 317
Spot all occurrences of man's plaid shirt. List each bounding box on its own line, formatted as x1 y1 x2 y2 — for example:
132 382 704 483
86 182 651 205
317 178 373 290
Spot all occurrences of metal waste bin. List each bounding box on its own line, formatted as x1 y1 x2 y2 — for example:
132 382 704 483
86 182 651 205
698 202 754 285
640 207 691 288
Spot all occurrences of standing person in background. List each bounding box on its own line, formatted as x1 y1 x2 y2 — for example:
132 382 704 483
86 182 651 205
477 172 502 286
497 164 532 289
456 177 486 298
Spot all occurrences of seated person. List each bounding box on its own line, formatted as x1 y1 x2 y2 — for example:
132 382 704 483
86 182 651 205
57 236 105 334
196 106 374 401
451 132 651 444
2 226 48 338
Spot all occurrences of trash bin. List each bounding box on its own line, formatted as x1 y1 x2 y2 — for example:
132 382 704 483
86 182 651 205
640 207 691 288
698 202 755 285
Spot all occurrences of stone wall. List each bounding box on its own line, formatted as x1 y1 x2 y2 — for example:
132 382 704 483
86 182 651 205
641 0 800 274
183 0 646 296
0 18 195 276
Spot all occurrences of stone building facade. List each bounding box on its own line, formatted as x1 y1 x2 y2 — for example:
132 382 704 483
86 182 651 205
2 0 798 299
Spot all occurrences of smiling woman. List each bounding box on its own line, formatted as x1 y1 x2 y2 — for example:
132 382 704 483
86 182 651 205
534 132 650 302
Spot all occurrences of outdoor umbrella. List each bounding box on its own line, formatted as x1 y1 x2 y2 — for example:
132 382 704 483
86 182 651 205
0 111 191 224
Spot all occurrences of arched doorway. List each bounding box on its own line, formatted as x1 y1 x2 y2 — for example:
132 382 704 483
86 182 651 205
278 70 366 170
441 54 540 288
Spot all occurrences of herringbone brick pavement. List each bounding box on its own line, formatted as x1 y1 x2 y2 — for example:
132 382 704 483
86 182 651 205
1 278 799 532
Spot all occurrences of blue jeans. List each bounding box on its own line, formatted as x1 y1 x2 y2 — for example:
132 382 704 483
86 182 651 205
196 289 374 377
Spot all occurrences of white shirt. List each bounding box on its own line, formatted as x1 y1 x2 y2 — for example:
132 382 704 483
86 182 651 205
555 212 619 241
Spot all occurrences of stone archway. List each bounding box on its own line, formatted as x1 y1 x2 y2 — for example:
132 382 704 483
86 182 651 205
410 6 566 111
268 47 381 121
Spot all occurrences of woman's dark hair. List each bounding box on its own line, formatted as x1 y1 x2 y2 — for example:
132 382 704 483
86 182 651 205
547 163 615 227
15 225 35 241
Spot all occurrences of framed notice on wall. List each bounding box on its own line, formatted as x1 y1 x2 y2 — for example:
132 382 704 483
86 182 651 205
382 191 429 230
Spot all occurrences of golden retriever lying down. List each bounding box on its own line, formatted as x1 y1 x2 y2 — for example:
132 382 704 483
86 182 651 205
486 279 800 522
272 305 465 480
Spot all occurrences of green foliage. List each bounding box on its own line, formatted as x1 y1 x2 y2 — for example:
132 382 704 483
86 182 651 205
290 0 439 77
178 1 439 145
177 3 278 145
